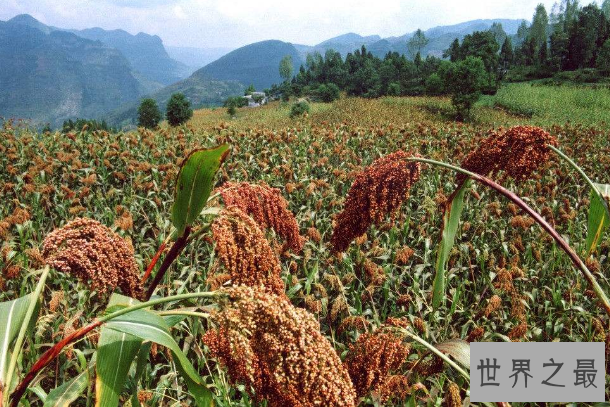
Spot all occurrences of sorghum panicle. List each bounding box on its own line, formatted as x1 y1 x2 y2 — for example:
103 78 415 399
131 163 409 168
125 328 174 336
458 125 558 184
217 182 304 252
344 330 410 400
203 285 357 407
210 208 285 296
331 151 421 252
42 218 142 298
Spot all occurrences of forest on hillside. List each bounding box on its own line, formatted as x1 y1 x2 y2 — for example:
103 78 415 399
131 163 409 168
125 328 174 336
267 0 610 109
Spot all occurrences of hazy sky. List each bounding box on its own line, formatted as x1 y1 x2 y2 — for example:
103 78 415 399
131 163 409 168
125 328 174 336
0 0 599 49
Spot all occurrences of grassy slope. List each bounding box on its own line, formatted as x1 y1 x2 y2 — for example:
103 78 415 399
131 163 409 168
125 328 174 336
1 90 609 405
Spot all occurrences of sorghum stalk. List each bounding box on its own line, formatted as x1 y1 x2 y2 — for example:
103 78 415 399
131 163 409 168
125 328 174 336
406 157 610 317
144 226 191 300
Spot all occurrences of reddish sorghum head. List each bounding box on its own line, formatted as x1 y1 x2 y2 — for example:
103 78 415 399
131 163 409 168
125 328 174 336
344 329 410 400
458 126 558 184
203 285 357 407
42 218 142 298
210 208 286 296
217 182 304 252
331 151 421 252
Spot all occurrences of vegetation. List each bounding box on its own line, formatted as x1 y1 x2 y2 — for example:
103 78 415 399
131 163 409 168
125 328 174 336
166 93 193 127
1 93 609 406
443 56 487 120
61 118 112 133
137 98 162 129
290 100 310 118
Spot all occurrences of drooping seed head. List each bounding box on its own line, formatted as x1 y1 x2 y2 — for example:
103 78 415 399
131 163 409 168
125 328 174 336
210 208 286 296
344 330 410 400
203 285 357 407
458 126 558 184
445 382 462 407
331 151 421 252
217 182 304 252
42 217 142 298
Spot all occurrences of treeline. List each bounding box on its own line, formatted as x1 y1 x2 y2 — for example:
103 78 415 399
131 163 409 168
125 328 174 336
265 0 610 117
507 0 610 79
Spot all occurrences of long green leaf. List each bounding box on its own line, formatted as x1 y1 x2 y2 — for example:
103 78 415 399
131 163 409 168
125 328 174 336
432 180 470 309
171 144 230 235
585 183 610 257
105 307 213 407
45 363 93 407
96 294 143 407
0 293 37 386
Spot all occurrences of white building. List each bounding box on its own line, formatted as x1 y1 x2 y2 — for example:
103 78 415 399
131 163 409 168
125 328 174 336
243 92 268 107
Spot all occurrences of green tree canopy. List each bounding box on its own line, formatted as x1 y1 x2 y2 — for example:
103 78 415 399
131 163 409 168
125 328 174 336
408 29 429 59
279 55 294 82
137 98 162 129
166 93 193 127
442 56 487 120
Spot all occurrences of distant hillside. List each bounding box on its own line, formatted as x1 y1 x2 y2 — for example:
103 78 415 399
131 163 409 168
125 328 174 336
70 28 190 85
107 72 245 127
297 18 525 59
199 40 302 90
8 14 189 86
167 46 233 73
0 19 144 126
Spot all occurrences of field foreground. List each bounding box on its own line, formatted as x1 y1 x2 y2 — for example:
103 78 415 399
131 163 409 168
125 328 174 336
1 94 609 406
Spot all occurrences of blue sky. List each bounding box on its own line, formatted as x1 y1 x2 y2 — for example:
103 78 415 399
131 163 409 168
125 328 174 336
0 0 599 49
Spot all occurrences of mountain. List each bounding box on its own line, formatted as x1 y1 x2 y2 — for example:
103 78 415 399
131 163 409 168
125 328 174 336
69 27 190 85
0 18 144 126
107 71 245 127
7 14 189 86
295 18 525 59
166 46 233 73
199 40 302 90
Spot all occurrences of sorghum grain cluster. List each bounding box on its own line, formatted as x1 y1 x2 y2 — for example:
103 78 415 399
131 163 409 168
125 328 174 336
203 285 356 407
42 218 141 297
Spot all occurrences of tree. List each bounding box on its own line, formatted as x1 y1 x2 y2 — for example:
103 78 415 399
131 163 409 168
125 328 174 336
516 21 530 45
316 83 341 102
489 22 507 46
603 0 610 18
444 38 461 62
458 31 500 93
166 93 193 127
279 55 294 83
289 101 310 118
531 4 550 50
500 37 514 72
244 84 255 96
597 38 610 72
408 29 429 59
137 98 162 129
442 57 487 120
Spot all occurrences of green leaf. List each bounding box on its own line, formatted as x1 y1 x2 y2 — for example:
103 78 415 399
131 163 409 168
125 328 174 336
96 294 143 407
45 364 92 407
0 293 37 385
435 339 470 369
171 144 230 235
585 183 610 257
432 180 470 309
105 307 213 407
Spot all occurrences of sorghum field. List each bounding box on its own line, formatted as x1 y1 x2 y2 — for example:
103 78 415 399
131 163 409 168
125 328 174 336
1 92 609 406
